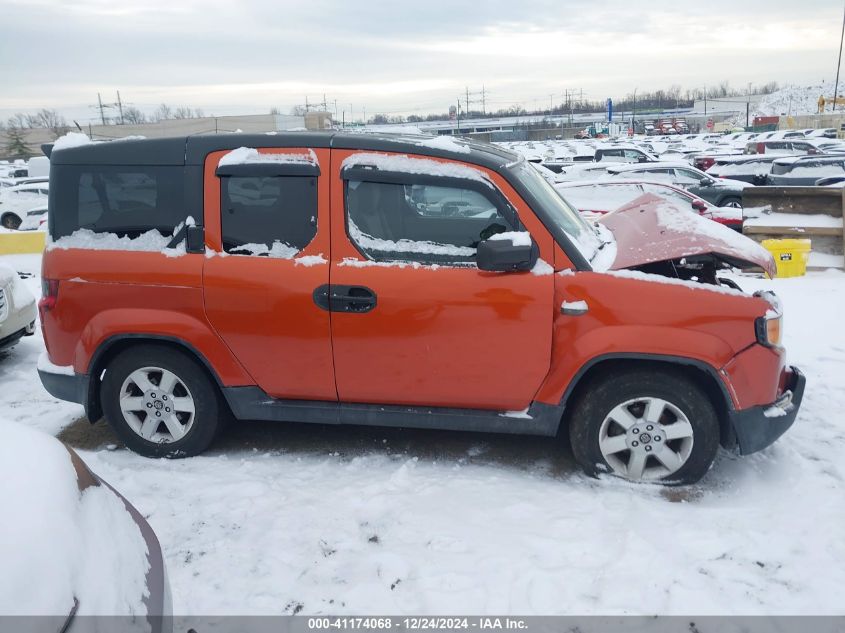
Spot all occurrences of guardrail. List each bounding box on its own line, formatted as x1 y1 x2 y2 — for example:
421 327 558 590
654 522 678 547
0 231 47 255
742 187 844 270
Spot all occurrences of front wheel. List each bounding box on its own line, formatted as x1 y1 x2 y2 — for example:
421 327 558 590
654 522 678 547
721 196 742 209
101 344 222 457
568 370 720 485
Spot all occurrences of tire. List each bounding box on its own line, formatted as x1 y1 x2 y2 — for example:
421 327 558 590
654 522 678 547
568 369 720 485
100 344 222 458
721 196 742 209
1 213 22 230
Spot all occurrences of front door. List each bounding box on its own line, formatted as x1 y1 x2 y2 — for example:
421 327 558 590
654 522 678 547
203 147 336 401
328 150 555 412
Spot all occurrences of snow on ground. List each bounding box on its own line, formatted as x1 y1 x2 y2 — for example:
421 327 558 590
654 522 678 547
1 252 844 615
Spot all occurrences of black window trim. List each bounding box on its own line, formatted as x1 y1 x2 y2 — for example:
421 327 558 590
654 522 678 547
341 168 522 266
215 162 320 178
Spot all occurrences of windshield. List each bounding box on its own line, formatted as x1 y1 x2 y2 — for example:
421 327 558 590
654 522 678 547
509 160 602 263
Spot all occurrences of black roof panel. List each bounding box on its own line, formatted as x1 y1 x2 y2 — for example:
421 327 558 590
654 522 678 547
49 136 187 166
48 131 521 171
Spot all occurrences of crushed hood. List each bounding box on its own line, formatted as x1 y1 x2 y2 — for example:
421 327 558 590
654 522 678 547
599 194 776 278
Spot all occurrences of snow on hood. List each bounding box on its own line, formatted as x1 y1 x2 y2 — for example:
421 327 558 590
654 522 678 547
0 421 150 616
599 194 776 278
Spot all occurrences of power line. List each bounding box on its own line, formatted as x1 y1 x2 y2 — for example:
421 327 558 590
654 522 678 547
834 0 845 112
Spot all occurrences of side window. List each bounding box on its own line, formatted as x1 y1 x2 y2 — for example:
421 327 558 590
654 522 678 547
345 179 516 266
674 168 701 183
623 149 642 160
50 165 186 239
220 175 317 257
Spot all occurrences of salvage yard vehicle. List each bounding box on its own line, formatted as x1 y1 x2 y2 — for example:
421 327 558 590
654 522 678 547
605 162 750 208
0 420 171 630
0 181 49 229
0 263 36 351
37 133 804 485
767 155 845 186
556 180 742 229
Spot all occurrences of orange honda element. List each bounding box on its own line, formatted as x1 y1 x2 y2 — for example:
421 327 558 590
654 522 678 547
38 133 805 484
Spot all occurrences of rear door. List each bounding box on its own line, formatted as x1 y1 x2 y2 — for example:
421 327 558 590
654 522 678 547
327 150 555 411
203 147 336 401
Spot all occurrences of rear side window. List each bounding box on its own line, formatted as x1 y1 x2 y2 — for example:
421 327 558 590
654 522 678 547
50 165 185 239
220 175 317 257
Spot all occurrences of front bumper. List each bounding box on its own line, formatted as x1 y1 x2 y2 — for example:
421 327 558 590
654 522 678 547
728 365 806 455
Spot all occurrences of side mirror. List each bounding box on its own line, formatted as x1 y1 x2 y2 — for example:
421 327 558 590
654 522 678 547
186 225 205 254
699 177 714 186
477 234 538 272
637 155 649 163
691 199 708 213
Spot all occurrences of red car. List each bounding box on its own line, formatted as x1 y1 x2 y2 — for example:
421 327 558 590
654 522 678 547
555 180 743 230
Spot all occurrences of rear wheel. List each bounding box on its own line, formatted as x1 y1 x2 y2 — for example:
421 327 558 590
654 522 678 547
568 369 720 485
101 345 222 457
1 213 21 230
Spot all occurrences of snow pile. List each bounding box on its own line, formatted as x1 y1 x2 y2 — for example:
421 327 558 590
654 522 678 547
745 212 842 230
218 147 319 168
488 231 532 246
349 219 475 259
294 254 328 267
754 84 827 118
414 136 471 154
48 228 186 257
52 133 95 151
530 259 554 276
0 421 149 616
342 153 492 187
229 241 299 259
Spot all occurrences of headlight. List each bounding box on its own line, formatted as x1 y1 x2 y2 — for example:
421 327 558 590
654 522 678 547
754 290 783 348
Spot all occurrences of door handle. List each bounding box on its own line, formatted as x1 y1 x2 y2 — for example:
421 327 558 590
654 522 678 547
312 285 377 313
331 285 377 313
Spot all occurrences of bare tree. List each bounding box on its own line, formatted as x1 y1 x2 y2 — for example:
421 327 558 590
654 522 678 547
25 108 70 139
290 105 307 116
122 106 146 124
152 103 173 122
269 106 280 115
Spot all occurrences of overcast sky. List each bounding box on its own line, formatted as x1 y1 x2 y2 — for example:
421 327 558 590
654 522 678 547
0 0 840 123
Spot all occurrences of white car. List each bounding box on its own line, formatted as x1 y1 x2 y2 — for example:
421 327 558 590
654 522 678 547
0 264 36 351
0 182 49 230
17 203 48 231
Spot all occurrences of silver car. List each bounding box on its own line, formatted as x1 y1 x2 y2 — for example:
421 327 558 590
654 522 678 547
0 263 37 351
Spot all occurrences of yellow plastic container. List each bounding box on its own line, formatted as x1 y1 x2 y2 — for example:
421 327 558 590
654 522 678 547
761 238 811 278
0 231 47 255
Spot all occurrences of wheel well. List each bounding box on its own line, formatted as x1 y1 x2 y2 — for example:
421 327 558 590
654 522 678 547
1 211 21 223
85 336 228 423
561 357 735 447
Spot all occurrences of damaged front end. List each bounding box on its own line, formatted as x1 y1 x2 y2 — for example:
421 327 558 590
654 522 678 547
598 193 776 289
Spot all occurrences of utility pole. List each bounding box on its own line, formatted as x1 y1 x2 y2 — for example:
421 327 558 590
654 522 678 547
481 85 486 115
363 106 366 124
465 86 471 116
97 92 106 125
116 90 125 125
456 98 461 134
834 0 845 111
